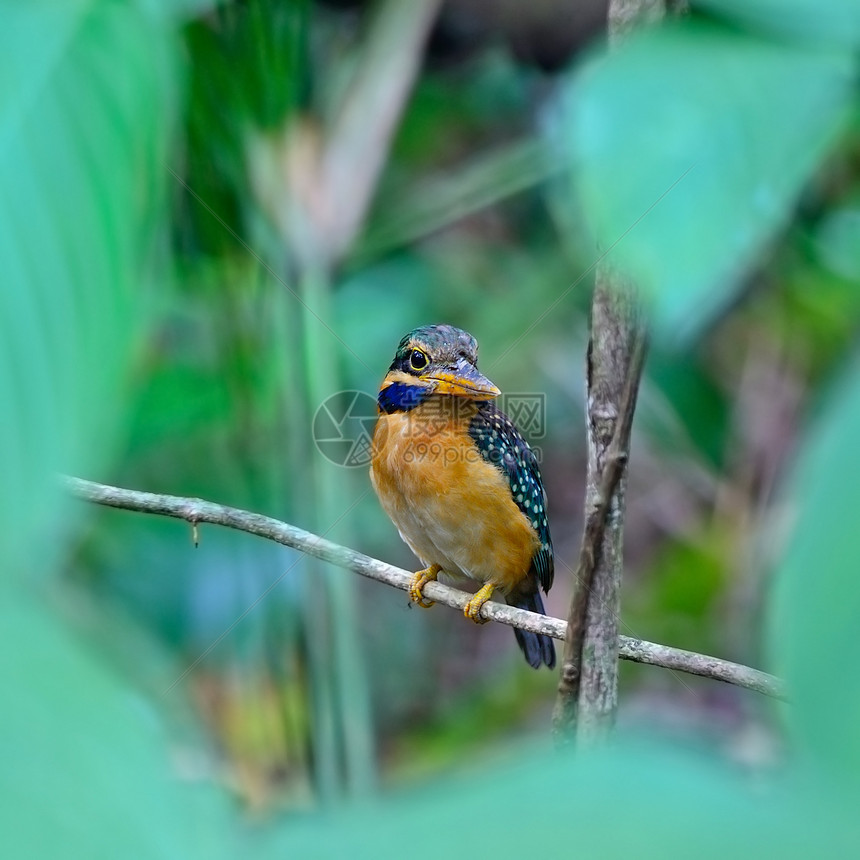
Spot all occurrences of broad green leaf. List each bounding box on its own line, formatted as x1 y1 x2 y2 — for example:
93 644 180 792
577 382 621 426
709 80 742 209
254 740 857 858
0 588 231 859
769 354 860 779
559 22 854 341
0 1 173 574
814 204 860 281
696 0 860 50
0 3 232 856
137 0 225 20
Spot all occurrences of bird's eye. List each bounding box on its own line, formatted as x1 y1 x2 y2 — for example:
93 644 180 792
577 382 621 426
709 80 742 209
409 349 428 371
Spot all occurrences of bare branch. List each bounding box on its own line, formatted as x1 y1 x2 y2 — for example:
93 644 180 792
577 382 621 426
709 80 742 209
63 476 785 701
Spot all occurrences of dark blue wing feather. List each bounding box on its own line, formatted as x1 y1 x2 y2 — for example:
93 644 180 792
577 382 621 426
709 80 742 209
468 402 554 593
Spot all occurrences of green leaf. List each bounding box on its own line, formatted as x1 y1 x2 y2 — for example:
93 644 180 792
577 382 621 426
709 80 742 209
0 588 231 859
255 741 858 858
769 354 860 780
696 0 860 50
134 0 226 20
0 1 174 574
559 22 854 341
0 3 232 855
814 204 860 281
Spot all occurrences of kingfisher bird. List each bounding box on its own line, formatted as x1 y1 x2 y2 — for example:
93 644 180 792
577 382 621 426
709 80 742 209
369 324 555 669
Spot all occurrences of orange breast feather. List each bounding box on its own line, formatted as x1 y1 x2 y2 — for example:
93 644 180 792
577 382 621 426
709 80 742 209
370 400 539 594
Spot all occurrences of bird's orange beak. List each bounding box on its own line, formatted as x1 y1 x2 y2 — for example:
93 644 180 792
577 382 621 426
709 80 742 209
427 359 500 400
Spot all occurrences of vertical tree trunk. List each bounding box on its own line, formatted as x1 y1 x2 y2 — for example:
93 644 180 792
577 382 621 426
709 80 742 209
576 268 644 744
553 0 662 746
552 263 646 744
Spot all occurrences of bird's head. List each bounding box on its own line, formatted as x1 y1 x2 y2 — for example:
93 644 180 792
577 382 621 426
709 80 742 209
378 324 500 413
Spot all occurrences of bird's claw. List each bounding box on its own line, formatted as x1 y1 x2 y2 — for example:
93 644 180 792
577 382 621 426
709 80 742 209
463 582 495 625
409 564 441 608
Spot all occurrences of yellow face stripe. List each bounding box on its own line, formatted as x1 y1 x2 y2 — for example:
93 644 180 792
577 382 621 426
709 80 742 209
380 369 426 389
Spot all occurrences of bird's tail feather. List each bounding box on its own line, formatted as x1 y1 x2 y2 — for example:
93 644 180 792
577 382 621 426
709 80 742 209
510 590 556 669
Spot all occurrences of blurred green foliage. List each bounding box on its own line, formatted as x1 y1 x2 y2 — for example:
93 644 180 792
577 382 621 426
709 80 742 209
562 19 855 341
4 0 860 856
0 0 174 576
770 355 860 779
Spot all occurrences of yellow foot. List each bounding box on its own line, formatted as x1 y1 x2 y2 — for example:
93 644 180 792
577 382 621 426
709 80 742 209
463 582 495 624
409 564 441 608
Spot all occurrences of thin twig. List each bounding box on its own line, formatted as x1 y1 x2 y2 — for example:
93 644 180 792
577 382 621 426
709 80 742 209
63 476 785 701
